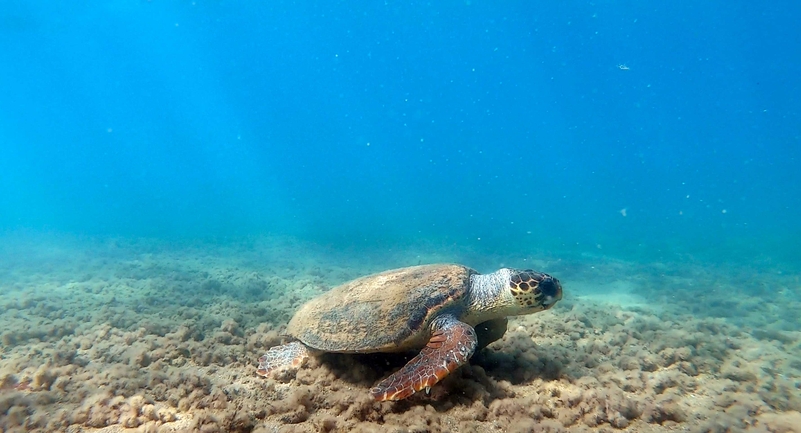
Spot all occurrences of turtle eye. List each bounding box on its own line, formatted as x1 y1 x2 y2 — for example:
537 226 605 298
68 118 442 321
537 275 563 307
538 276 562 299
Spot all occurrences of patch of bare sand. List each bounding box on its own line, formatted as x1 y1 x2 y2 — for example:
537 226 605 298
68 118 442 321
1 235 800 432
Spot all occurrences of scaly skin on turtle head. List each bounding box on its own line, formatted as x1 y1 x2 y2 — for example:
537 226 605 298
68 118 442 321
507 270 562 312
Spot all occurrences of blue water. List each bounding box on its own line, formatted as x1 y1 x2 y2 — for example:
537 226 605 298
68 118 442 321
1 2 799 267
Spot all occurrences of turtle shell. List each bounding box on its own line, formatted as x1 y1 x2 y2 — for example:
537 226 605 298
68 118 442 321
286 264 476 353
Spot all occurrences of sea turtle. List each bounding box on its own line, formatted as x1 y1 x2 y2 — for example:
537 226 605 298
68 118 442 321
257 264 562 401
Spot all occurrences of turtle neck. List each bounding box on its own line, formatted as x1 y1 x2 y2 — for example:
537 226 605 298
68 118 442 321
463 268 515 324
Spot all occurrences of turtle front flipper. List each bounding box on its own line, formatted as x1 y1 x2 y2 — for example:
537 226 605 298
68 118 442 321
370 315 477 401
256 341 311 377
475 317 508 351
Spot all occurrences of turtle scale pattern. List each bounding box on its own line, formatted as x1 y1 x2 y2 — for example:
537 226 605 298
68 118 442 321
287 264 475 353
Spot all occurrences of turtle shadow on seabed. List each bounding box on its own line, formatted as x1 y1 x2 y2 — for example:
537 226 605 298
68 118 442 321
471 345 564 383
312 341 568 406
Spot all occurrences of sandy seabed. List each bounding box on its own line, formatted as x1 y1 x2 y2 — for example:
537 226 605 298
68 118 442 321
1 234 800 433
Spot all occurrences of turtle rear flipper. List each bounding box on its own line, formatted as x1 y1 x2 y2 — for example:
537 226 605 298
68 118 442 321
257 341 311 377
370 315 477 401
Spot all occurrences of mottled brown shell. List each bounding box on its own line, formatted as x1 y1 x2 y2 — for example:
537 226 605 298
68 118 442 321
286 264 475 353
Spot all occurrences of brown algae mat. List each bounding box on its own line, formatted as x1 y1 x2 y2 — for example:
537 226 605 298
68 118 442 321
1 235 800 433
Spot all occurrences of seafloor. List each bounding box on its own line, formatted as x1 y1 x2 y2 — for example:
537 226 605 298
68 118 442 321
1 233 799 433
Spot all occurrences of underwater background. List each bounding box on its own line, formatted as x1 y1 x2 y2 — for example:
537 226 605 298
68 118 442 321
1 2 800 432
3 1 799 266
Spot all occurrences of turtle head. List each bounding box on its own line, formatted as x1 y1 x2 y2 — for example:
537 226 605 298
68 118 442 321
467 268 562 321
506 269 562 313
